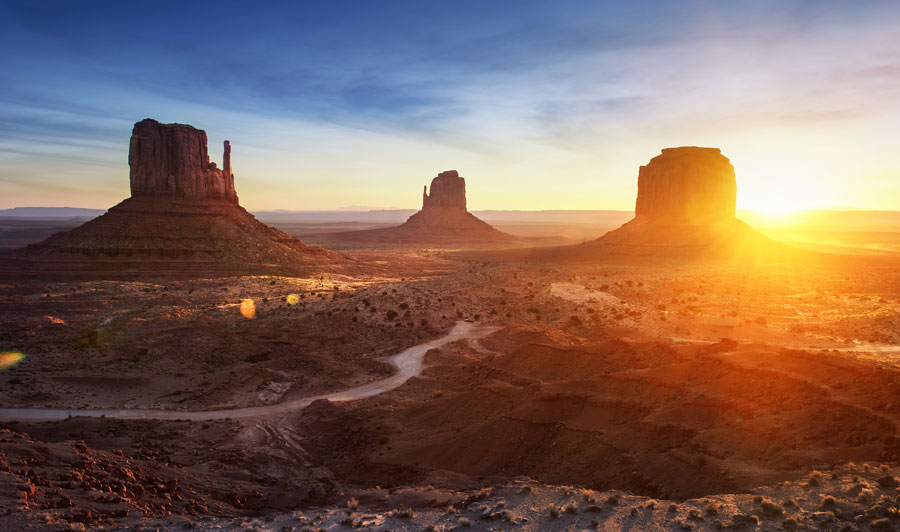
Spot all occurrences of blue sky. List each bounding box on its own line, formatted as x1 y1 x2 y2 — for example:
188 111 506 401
1 1 899 211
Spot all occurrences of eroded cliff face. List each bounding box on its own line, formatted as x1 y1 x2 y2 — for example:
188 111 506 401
11 118 343 272
635 147 736 224
128 119 238 203
422 170 467 210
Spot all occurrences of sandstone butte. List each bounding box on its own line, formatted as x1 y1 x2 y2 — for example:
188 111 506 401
591 146 784 257
326 170 513 245
7 119 342 276
634 147 737 224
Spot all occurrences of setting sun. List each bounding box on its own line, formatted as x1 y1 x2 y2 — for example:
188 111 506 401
2 2 900 531
737 156 836 215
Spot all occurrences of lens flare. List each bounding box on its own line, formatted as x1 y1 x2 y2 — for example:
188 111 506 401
240 298 256 319
0 351 25 371
286 293 300 305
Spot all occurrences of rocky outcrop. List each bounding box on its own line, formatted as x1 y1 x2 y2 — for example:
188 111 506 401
556 146 791 260
635 147 736 224
323 170 512 245
9 119 342 275
128 119 238 203
422 170 467 210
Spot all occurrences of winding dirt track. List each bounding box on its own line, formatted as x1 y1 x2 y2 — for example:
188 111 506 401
0 322 499 422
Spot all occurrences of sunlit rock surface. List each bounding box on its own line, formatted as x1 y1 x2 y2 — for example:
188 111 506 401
635 147 737 224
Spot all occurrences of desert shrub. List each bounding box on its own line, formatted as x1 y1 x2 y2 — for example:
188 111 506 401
820 496 836 507
564 504 578 514
781 517 798 530
760 500 784 516
548 506 560 518
458 517 471 527
876 475 899 488
395 507 413 518
872 518 892 529
732 513 759 525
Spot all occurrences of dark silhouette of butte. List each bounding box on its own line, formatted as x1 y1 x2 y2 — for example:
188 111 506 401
585 146 787 257
6 119 341 277
501 146 791 262
329 170 513 244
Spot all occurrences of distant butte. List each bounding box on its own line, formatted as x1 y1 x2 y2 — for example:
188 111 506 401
6 119 342 277
422 170 467 210
589 146 783 257
323 170 514 245
490 146 795 263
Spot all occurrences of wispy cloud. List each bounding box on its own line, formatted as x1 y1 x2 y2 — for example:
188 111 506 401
1 1 899 209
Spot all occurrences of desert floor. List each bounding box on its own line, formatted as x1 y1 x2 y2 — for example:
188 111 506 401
2 238 900 531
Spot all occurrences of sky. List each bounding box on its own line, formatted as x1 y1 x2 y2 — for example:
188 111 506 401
1 1 899 212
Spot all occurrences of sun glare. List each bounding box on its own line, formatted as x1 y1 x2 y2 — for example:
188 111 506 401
737 156 834 218
0 351 25 371
240 298 256 319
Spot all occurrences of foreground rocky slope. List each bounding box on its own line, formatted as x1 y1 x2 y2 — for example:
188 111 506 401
1 251 900 530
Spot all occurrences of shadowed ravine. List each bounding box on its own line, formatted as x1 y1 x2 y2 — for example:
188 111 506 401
0 322 499 422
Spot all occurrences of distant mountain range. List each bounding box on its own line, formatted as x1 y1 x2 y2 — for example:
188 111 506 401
0 207 107 219
3 207 899 232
